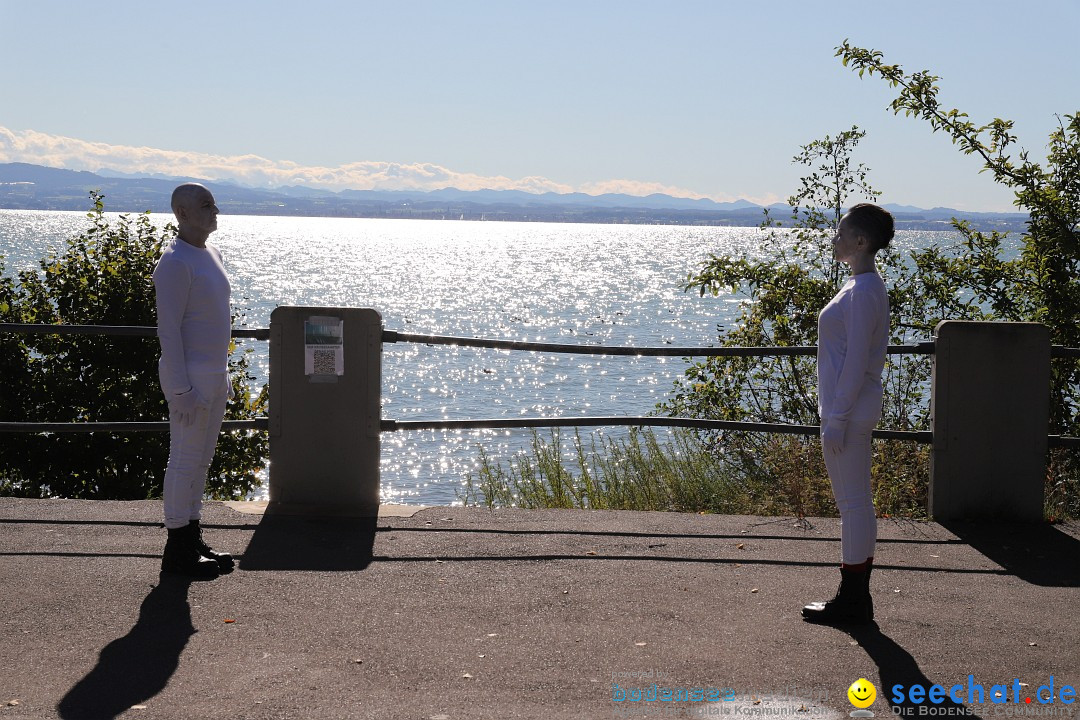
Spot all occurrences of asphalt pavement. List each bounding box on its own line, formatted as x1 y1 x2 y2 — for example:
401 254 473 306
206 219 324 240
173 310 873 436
1 498 1078 720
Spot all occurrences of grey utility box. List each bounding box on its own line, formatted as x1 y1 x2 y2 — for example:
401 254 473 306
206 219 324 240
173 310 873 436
930 320 1049 521
267 307 382 516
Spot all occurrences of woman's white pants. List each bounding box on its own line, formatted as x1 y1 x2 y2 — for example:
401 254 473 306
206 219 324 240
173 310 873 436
822 419 878 565
161 372 229 530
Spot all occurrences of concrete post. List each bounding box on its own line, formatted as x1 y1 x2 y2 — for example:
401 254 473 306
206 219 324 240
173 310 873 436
930 320 1049 521
267 307 382 516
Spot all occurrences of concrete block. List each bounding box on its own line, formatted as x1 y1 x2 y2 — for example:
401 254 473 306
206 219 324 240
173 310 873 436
267 307 382 516
930 321 1049 521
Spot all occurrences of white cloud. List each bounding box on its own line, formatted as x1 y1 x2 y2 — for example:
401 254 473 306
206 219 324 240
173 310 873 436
0 125 751 201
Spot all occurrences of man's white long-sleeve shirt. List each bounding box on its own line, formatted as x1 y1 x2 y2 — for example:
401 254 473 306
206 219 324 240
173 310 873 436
152 238 232 394
817 272 889 428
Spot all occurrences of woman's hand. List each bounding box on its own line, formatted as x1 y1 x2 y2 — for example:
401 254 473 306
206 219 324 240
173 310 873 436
168 387 206 427
822 419 847 456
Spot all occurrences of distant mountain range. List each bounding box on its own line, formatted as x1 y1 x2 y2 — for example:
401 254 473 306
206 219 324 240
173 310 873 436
0 162 1029 230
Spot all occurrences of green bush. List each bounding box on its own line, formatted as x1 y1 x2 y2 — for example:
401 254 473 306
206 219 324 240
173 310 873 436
654 48 1080 522
837 42 1080 520
0 254 34 479
654 126 939 519
0 193 267 500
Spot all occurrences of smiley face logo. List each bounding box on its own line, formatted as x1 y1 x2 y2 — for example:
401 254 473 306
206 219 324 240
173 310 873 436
848 678 877 709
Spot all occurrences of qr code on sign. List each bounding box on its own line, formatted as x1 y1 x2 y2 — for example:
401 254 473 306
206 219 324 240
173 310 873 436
312 349 336 375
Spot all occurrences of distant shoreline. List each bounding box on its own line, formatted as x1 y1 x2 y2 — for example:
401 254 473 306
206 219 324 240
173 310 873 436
0 161 1030 232
0 204 1029 233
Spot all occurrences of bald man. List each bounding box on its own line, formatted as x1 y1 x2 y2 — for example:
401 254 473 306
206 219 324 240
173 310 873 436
153 183 234 578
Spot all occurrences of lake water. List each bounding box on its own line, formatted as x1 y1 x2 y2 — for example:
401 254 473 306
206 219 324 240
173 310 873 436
0 210 951 505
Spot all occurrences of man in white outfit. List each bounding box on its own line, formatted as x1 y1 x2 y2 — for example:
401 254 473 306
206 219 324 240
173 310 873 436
153 183 234 578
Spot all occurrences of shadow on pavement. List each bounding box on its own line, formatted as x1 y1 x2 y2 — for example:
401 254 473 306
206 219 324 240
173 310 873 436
939 521 1080 587
240 514 377 571
845 623 983 719
57 574 196 720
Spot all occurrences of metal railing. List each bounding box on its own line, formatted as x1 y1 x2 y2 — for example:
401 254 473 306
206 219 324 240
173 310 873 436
0 322 269 340
3 321 1079 448
0 322 269 434
381 330 936 443
384 330 936 356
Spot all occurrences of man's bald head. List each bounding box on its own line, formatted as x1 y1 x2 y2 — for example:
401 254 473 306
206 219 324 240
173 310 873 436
171 183 213 215
171 183 219 247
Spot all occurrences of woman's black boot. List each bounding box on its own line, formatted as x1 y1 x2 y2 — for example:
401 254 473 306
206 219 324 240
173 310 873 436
801 567 871 624
161 526 220 579
865 560 874 621
189 520 235 573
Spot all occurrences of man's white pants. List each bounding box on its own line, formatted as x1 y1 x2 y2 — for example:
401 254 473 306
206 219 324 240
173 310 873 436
822 419 878 566
162 372 229 530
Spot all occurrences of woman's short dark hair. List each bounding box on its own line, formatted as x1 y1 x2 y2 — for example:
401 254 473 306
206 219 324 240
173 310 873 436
846 203 895 252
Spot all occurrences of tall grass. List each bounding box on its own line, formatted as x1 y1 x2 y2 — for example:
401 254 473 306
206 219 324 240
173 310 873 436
461 428 726 512
460 427 933 518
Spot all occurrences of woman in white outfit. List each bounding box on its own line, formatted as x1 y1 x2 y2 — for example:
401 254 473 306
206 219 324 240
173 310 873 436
802 203 893 624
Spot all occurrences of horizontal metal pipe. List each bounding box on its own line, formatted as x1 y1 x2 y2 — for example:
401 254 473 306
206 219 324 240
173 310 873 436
0 419 269 433
383 417 821 433
384 330 935 357
10 415 1076 449
380 416 935 444
7 324 1079 359
0 323 269 340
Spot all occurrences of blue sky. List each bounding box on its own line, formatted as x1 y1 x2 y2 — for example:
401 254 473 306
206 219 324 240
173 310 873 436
1 0 1077 212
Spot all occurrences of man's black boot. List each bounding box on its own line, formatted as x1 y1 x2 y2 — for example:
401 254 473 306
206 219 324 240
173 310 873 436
161 526 220 579
189 520 235 573
801 566 871 624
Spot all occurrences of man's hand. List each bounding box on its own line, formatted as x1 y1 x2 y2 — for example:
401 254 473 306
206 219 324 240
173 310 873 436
168 387 204 427
822 419 846 457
